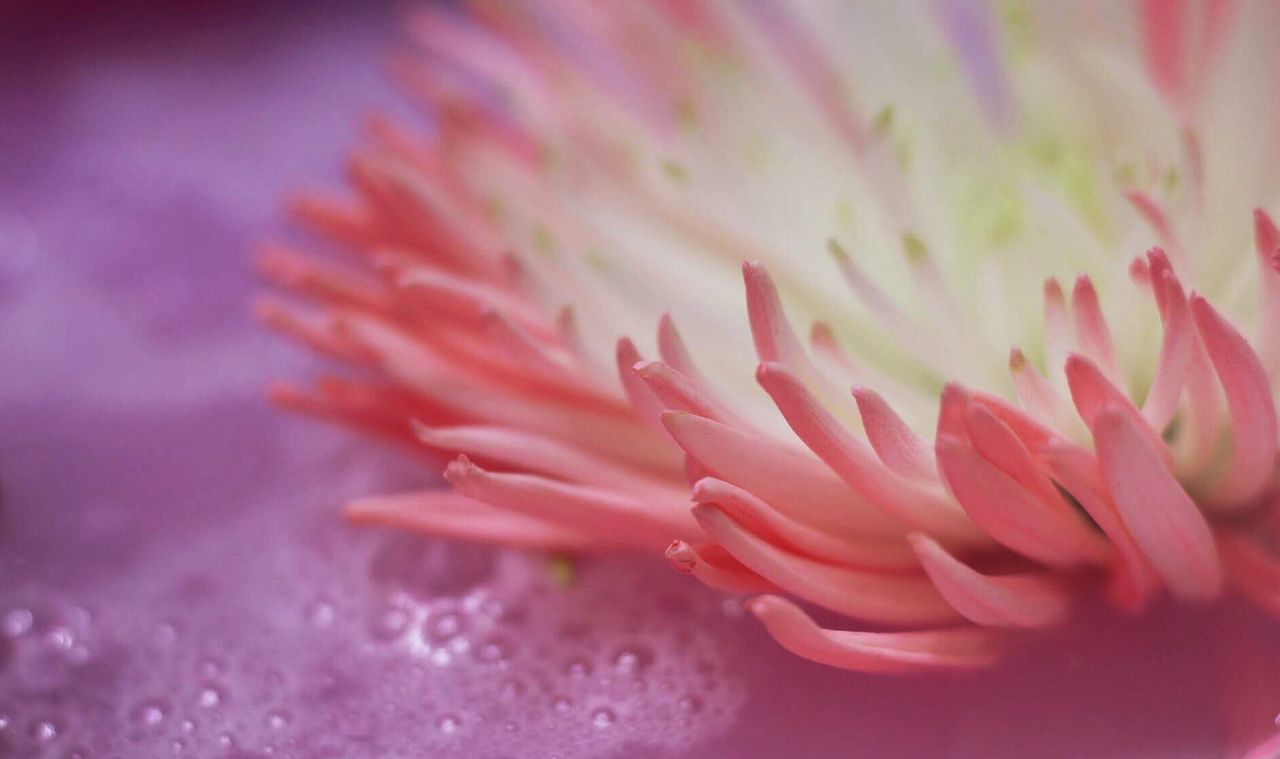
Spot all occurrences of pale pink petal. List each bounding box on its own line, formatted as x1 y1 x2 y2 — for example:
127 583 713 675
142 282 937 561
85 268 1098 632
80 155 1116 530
746 595 1002 673
1092 406 1223 600
345 490 603 551
1041 442 1161 612
851 385 938 481
1190 294 1278 508
755 362 986 546
692 477 919 570
665 540 777 594
1071 275 1122 384
413 423 681 496
935 435 1111 568
1218 531 1280 618
661 410 906 540
445 456 697 548
908 534 1074 628
694 505 960 626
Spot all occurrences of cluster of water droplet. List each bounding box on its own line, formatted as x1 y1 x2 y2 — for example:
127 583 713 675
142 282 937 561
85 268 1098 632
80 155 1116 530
0 485 746 757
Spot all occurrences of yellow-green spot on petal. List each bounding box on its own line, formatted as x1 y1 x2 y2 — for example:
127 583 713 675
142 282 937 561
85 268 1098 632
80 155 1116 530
532 224 557 256
483 194 506 225
744 137 771 172
834 198 856 232
662 159 690 184
675 98 699 132
550 554 576 587
1024 133 1108 237
902 232 929 263
583 248 609 271
872 105 895 138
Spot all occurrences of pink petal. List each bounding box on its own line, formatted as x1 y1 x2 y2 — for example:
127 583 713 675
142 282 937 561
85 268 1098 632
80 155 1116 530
345 490 603 551
661 410 907 540
665 540 776 594
1041 442 1161 612
614 337 668 434
413 423 680 495
445 455 696 548
746 595 1001 673
633 359 748 428
1066 353 1172 470
1218 531 1280 618
1071 275 1122 384
694 505 960 626
852 385 938 481
756 362 986 546
1092 406 1223 600
1190 294 1278 507
908 533 1073 628
935 435 1110 568
693 477 919 570
1141 256 1194 430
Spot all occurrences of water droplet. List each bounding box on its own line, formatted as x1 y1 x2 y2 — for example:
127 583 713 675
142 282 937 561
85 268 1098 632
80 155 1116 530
564 657 592 677
198 685 223 709
475 638 509 663
591 708 616 728
371 607 411 641
267 710 290 730
217 732 235 748
181 719 196 733
1 608 32 637
437 714 461 735
170 738 187 754
132 699 167 727
305 598 335 628
611 645 654 675
552 696 573 713
153 622 179 647
428 648 453 667
428 612 463 643
44 626 74 650
677 694 703 714
499 678 526 700
197 656 223 679
29 719 57 743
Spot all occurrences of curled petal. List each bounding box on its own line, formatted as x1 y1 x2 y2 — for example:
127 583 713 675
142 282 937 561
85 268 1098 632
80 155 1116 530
1218 531 1280 618
1190 294 1278 508
413 423 679 496
345 490 602 551
634 360 746 427
661 410 906 540
757 362 985 546
1092 406 1223 601
935 436 1110 568
746 595 1001 673
908 534 1073 628
1071 275 1121 384
445 456 697 549
1041 442 1160 612
852 386 937 481
666 540 776 594
693 477 918 570
694 504 959 626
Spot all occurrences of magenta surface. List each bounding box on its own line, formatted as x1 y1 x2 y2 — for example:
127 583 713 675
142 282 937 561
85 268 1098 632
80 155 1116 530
1 3 1278 757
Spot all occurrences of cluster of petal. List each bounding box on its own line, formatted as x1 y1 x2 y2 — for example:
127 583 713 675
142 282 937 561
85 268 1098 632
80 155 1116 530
261 0 1280 679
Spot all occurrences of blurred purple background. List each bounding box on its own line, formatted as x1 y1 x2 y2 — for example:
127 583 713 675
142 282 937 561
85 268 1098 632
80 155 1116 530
1 2 1277 757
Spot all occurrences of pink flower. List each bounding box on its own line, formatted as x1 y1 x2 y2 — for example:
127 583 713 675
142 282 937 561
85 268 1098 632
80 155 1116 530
261 0 1280 692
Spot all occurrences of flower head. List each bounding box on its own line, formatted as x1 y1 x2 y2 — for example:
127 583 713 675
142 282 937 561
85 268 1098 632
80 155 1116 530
262 0 1280 674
